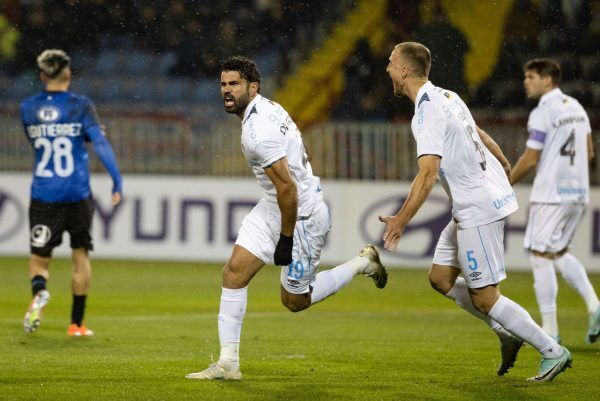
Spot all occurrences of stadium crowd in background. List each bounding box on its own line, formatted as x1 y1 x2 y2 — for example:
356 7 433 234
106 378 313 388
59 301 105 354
1 0 599 122
1 0 337 79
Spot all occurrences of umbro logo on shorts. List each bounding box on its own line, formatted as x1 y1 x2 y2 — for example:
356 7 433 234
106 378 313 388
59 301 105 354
469 271 482 280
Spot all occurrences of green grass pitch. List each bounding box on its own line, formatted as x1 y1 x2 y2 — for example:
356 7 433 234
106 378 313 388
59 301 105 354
1 257 598 401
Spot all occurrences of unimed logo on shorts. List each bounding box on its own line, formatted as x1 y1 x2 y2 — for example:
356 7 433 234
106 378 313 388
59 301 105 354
359 194 452 259
0 191 25 243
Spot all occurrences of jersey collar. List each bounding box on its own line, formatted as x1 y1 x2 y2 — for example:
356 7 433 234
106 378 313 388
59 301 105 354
242 94 261 123
539 87 562 105
415 81 434 110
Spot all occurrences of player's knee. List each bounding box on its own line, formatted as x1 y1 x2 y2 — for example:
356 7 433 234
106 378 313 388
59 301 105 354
473 301 493 315
428 270 453 294
222 263 250 288
531 250 556 260
282 300 307 313
280 293 310 313
470 295 494 315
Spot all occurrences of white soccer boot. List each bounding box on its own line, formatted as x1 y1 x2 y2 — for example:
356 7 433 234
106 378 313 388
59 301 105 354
526 346 572 382
24 290 50 333
586 306 600 344
185 360 242 380
358 244 388 289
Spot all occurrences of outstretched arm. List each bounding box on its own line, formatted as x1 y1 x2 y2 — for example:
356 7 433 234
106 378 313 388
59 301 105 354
510 147 541 185
265 157 298 265
476 125 511 179
379 155 440 251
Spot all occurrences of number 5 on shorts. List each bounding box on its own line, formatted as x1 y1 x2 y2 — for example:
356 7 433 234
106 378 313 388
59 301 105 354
466 250 478 270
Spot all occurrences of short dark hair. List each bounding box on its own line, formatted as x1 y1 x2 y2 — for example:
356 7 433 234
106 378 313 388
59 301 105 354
37 49 70 79
397 42 431 77
221 56 261 88
524 58 561 85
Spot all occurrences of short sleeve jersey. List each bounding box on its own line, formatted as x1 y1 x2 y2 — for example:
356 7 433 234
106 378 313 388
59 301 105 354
411 82 518 228
240 94 322 217
20 91 100 203
526 88 591 204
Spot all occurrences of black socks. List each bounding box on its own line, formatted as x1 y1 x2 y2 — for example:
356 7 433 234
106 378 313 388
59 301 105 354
31 275 47 296
71 295 87 326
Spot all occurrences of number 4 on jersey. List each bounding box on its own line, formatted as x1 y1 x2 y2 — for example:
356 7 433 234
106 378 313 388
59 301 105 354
560 129 576 166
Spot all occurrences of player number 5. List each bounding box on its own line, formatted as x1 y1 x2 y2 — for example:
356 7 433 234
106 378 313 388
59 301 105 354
466 250 478 271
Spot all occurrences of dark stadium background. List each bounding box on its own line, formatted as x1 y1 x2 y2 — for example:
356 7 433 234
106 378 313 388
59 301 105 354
1 0 598 182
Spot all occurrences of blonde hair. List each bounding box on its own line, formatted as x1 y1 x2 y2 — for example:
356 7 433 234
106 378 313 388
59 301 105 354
37 49 70 79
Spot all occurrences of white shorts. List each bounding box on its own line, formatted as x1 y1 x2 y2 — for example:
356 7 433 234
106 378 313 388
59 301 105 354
235 198 331 294
433 219 507 288
524 203 585 253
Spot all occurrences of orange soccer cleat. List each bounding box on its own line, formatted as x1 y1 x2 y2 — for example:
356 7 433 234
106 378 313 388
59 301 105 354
67 323 94 337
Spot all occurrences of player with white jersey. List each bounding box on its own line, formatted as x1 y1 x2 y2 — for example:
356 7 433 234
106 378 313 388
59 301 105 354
381 42 571 382
511 58 600 345
186 56 388 381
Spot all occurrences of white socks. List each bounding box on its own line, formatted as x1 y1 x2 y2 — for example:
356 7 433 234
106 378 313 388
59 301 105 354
310 255 368 305
445 278 512 340
531 255 559 337
488 295 562 358
218 286 248 365
555 253 600 314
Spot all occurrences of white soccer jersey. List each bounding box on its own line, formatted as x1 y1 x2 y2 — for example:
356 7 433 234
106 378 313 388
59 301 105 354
411 81 518 228
526 88 591 204
241 94 322 217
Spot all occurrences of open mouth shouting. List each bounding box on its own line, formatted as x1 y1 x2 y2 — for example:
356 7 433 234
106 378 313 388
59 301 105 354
223 94 236 109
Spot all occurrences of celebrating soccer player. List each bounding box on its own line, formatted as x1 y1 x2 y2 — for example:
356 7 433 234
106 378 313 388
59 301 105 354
185 56 387 380
379 42 571 382
21 49 123 337
511 58 600 344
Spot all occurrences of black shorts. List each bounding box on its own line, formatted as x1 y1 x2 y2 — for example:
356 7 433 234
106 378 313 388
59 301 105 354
29 197 95 257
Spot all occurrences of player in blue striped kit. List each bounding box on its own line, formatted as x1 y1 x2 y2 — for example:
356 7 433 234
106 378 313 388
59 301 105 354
21 49 123 336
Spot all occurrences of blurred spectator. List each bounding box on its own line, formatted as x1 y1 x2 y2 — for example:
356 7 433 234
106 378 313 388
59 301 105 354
4 0 336 80
412 0 469 95
492 0 540 80
539 0 591 48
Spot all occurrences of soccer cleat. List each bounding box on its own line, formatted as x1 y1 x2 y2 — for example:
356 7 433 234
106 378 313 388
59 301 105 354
526 347 572 382
358 244 388 289
497 335 524 376
23 290 50 333
67 323 94 337
551 334 562 345
185 361 242 380
586 306 600 344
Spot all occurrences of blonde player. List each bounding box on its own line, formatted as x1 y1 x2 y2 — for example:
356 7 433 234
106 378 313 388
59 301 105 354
185 56 387 380
511 58 600 344
380 42 571 382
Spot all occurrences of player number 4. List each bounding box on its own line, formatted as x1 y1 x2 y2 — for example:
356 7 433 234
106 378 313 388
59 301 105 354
559 129 576 166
